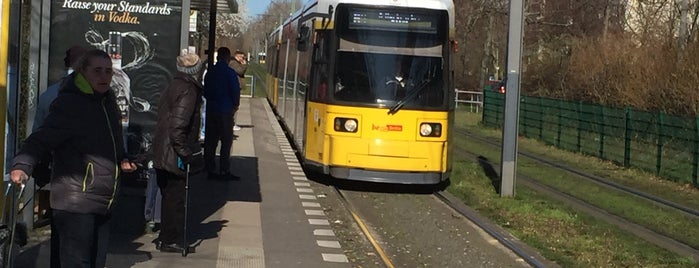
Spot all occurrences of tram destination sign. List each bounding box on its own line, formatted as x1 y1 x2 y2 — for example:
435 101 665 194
348 7 437 34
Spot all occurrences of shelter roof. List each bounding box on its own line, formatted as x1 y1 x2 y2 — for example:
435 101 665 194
190 0 238 13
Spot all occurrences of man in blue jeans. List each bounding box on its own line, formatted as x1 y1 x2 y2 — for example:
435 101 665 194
203 47 241 179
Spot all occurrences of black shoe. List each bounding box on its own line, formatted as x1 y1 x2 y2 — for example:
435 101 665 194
159 243 195 253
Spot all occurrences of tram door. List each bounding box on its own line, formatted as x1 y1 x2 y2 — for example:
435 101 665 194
304 28 331 167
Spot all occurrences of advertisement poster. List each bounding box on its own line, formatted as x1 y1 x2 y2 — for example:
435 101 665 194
49 0 183 162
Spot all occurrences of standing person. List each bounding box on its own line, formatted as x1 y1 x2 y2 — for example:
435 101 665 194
198 57 211 142
203 47 241 179
33 45 86 131
31 45 86 221
151 50 204 253
10 49 138 268
228 50 247 131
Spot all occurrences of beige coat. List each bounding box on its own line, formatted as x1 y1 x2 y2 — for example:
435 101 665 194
229 60 247 90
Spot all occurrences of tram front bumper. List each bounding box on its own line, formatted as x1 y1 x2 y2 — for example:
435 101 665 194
327 137 447 173
330 167 446 184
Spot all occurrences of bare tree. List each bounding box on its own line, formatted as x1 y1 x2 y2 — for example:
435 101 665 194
232 0 699 115
453 0 508 91
240 0 301 57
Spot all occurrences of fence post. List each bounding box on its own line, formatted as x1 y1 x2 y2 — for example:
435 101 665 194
496 91 503 126
251 75 255 96
538 97 543 140
577 101 582 153
454 88 459 108
482 90 487 125
656 112 664 175
517 96 533 138
556 99 562 147
599 105 605 159
477 92 482 113
624 107 632 168
693 117 699 187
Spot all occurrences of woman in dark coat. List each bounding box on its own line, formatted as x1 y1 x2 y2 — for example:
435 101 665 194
151 50 204 252
10 49 138 268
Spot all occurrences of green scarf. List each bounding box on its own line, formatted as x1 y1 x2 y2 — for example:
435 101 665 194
74 73 94 94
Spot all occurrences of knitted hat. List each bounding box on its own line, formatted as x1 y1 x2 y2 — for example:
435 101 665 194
177 49 202 75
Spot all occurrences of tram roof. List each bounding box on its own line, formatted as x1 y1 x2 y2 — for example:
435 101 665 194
190 0 239 13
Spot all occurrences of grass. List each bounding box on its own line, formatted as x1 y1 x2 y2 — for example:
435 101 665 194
448 161 692 267
456 129 699 247
240 75 254 97
448 110 699 267
246 63 268 98
483 104 699 186
462 111 699 210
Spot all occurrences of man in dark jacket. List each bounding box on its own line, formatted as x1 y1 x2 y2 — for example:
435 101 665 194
203 47 241 179
152 50 204 253
10 49 138 268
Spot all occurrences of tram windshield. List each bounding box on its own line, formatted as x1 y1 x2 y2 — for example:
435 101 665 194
331 5 448 110
333 53 444 108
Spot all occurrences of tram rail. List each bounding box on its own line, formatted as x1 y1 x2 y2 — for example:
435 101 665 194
331 182 552 268
453 128 699 262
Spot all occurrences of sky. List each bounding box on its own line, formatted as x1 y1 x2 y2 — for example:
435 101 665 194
247 0 273 17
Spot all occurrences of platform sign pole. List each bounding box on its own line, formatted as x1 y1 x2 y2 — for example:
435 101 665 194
500 0 525 197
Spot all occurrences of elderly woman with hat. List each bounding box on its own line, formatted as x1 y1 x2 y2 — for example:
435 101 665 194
152 49 204 253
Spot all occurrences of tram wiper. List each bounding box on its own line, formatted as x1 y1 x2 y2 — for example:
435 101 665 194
387 79 430 115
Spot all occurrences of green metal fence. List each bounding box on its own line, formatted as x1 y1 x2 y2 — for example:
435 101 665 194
482 90 699 187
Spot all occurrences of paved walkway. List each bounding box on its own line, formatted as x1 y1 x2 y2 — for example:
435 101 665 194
14 97 350 268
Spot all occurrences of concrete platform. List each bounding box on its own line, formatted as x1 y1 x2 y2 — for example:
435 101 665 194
14 97 350 268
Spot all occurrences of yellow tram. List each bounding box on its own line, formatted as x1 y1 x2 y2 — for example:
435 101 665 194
265 0 455 184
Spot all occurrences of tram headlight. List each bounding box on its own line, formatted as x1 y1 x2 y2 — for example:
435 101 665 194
420 124 432 136
344 119 358 132
420 123 442 137
334 117 358 133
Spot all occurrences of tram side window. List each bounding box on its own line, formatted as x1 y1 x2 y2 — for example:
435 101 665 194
267 42 277 74
268 52 275 74
310 31 331 102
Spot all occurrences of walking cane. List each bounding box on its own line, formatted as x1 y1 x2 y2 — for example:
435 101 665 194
182 163 190 257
